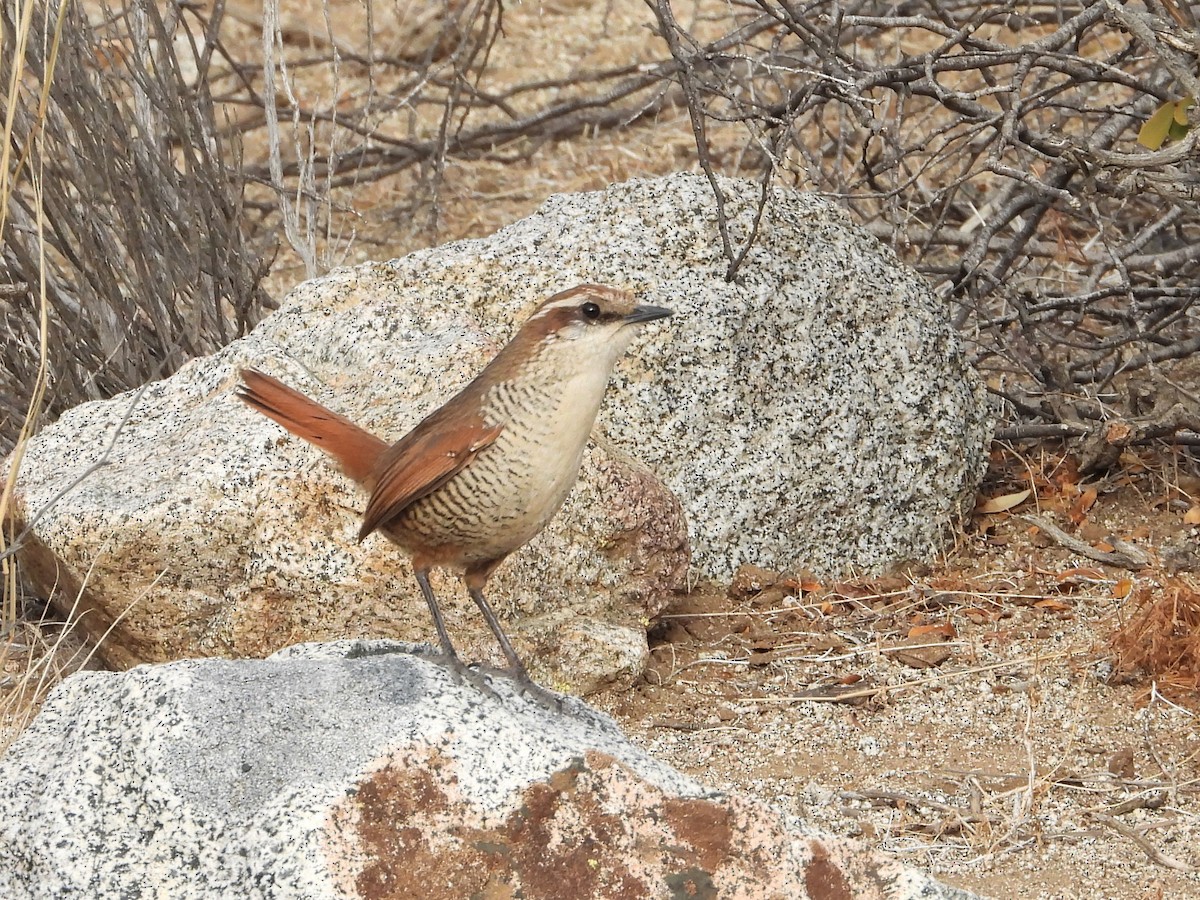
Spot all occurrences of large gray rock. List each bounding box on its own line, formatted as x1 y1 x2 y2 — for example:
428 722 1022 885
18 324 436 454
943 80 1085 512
459 173 990 578
0 642 977 899
10 269 686 688
9 172 990 682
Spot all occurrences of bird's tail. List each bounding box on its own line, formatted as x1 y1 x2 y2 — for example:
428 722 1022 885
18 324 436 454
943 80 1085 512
236 368 387 486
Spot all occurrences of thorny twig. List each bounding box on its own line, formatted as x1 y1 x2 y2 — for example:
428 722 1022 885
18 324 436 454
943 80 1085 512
4 0 1198 453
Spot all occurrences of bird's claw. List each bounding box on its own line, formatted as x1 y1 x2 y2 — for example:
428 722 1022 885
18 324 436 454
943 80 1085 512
468 661 563 712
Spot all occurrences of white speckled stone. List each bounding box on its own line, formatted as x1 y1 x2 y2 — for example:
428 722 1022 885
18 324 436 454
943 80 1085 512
0 643 978 900
348 172 984 573
10 267 687 685
10 172 990 683
375 172 991 576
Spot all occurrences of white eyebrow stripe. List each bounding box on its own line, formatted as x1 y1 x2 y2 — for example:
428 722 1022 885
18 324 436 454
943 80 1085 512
535 296 589 313
528 287 632 319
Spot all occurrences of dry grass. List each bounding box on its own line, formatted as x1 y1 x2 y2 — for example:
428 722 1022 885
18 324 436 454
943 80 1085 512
0 0 273 456
0 600 99 753
1111 578 1200 702
1 0 63 750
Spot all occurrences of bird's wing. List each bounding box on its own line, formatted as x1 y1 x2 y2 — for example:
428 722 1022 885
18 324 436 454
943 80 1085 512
358 416 503 540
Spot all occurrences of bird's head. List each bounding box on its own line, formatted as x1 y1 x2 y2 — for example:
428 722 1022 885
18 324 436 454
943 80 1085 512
518 284 672 368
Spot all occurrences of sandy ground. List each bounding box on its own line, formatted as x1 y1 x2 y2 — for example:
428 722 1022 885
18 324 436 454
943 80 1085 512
590 468 1200 899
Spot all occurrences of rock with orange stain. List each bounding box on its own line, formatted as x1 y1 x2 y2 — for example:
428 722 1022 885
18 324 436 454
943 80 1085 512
0 641 976 900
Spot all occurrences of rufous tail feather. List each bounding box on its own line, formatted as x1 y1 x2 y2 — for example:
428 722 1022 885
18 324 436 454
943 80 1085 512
236 368 387 486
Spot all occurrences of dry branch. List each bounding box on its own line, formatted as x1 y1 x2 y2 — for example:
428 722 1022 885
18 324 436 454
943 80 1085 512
650 0 1200 449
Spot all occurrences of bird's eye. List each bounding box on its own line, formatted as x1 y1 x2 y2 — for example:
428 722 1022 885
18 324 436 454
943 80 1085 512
581 302 601 320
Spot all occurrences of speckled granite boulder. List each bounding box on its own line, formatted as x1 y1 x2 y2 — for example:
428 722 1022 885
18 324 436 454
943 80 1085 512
425 173 993 577
9 276 685 688
9 172 990 682
0 642 977 900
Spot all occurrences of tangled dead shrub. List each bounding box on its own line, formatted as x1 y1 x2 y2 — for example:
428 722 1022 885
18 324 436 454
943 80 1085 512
0 0 273 455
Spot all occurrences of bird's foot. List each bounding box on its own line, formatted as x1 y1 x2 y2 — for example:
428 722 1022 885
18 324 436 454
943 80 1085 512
405 646 565 710
514 677 564 713
470 662 563 712
424 651 501 700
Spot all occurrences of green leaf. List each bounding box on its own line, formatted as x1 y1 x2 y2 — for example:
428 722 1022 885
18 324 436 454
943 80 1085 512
1139 101 1177 149
1139 97 1193 149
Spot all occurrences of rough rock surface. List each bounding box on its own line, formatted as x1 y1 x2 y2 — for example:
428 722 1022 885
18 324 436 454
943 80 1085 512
428 173 993 578
0 642 978 900
9 172 990 680
10 270 686 687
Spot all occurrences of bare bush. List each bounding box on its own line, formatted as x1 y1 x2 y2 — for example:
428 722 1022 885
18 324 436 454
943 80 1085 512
219 0 1199 455
649 0 1200 458
0 0 273 454
3 0 1196 460
220 0 690 244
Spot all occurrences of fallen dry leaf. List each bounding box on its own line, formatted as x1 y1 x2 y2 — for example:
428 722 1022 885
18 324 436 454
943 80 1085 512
977 488 1032 514
748 648 779 667
1105 421 1133 443
1118 450 1148 471
891 642 953 669
1069 486 1098 525
961 607 996 624
908 623 956 639
1107 747 1136 779
1035 598 1074 611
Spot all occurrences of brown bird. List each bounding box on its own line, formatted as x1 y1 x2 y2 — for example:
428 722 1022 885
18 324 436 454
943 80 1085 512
236 284 671 702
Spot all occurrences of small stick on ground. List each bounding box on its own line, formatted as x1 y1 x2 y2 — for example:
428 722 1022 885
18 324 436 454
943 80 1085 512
1021 514 1150 570
1084 811 1196 872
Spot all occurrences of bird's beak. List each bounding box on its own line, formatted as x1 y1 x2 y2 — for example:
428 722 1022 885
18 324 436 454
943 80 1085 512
623 304 673 325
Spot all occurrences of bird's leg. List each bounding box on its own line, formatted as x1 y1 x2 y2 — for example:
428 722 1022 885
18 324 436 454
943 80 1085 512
466 585 530 678
414 568 460 661
467 585 561 711
414 569 497 698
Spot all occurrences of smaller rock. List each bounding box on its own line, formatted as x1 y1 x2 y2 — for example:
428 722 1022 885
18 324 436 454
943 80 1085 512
0 642 978 900
519 609 648 695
